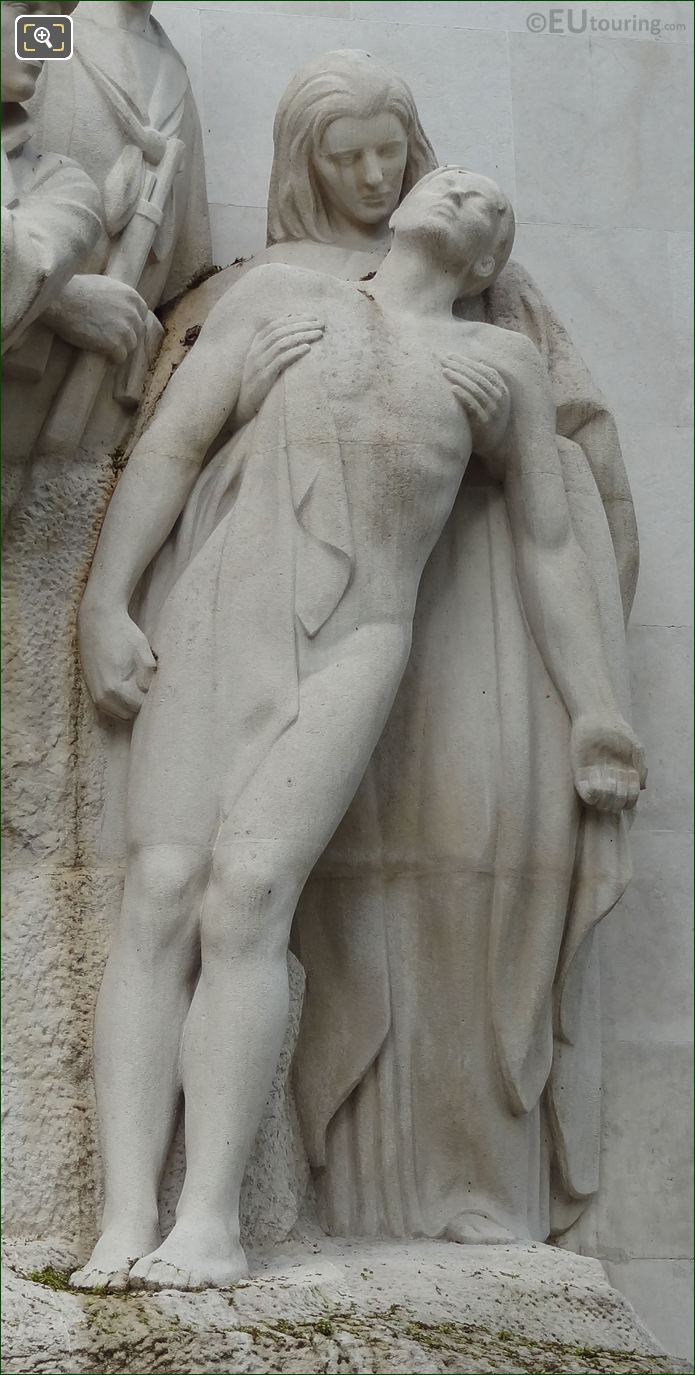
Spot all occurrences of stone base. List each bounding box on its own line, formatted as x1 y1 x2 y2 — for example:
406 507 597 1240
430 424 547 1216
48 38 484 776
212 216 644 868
2 1236 690 1374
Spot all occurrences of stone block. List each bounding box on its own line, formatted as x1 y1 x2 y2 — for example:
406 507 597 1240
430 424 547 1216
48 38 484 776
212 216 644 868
510 31 693 232
3 1238 689 1374
597 1039 694 1261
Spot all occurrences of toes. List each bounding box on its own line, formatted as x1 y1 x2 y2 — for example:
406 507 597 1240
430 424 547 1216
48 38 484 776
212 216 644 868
105 1270 130 1292
146 1262 190 1291
127 1258 149 1287
70 1266 122 1291
127 1258 151 1288
129 1256 188 1291
446 1211 518 1246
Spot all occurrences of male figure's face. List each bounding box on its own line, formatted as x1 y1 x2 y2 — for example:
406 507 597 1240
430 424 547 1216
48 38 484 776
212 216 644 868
1 1 69 103
390 168 513 291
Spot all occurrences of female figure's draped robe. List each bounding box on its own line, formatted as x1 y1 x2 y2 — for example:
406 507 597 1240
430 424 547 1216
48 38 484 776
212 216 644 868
290 260 636 1240
110 250 637 1241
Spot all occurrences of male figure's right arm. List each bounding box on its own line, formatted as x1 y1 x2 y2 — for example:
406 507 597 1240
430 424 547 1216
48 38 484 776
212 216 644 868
79 269 273 718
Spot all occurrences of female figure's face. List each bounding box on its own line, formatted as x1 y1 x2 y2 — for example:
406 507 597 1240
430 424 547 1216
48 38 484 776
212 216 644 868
312 111 409 230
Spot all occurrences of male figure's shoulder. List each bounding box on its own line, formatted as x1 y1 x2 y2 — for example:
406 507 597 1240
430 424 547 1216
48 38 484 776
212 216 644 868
210 259 341 329
449 314 541 367
243 259 326 293
476 316 544 376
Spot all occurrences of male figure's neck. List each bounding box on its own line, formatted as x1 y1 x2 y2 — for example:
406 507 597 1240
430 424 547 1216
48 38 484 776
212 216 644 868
371 239 463 319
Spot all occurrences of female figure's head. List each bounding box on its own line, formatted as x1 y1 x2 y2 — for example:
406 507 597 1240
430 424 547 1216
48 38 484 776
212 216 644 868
267 49 437 246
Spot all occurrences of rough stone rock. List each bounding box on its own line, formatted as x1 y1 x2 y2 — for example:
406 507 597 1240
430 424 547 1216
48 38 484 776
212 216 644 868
2 1237 690 1375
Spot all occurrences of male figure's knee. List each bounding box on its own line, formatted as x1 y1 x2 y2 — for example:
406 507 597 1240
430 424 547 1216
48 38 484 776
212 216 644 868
202 845 303 962
122 844 208 960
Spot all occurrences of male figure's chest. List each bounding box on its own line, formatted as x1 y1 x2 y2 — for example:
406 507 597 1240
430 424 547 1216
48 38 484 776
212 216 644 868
314 294 464 451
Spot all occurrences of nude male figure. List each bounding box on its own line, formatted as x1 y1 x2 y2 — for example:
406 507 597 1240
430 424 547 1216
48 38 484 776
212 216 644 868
76 168 645 1291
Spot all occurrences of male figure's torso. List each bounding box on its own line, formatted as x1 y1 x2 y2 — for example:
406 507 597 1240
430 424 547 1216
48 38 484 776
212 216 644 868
258 265 520 631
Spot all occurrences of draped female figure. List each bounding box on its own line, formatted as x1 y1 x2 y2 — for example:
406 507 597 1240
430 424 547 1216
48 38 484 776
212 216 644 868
131 49 639 1245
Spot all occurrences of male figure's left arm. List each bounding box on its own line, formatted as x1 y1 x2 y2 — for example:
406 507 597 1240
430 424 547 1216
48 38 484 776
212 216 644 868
501 335 645 811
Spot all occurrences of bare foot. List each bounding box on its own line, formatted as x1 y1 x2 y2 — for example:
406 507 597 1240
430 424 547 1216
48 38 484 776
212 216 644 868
71 1218 161 1291
446 1210 520 1245
128 1216 248 1291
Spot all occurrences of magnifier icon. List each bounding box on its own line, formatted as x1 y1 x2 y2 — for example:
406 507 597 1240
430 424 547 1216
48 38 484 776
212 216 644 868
33 25 53 49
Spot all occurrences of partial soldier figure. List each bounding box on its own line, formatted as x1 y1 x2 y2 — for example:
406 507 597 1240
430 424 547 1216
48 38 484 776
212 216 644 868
1 0 98 346
1 0 104 498
26 0 211 463
2 0 212 1257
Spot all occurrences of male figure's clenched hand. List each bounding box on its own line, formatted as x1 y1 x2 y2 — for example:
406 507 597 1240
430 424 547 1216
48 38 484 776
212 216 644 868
571 714 647 813
78 599 157 721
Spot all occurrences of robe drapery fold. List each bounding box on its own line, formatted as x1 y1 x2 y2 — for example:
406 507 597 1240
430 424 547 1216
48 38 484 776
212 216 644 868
111 255 634 1240
130 358 354 846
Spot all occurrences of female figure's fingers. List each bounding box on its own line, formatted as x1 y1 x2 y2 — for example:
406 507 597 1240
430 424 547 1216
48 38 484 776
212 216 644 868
265 319 324 347
443 370 497 413
442 360 505 402
274 342 312 374
267 328 324 363
450 385 487 426
443 355 506 387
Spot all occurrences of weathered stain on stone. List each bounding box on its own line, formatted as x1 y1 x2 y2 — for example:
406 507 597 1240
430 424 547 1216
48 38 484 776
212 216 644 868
4 1241 691 1375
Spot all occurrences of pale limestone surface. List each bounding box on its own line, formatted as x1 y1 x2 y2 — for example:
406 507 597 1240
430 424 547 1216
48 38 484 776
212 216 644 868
1 0 215 1265
2 1239 690 1375
2 0 692 1365
351 3 693 39
146 4 693 1353
133 32 643 1282
509 34 692 232
74 164 648 1294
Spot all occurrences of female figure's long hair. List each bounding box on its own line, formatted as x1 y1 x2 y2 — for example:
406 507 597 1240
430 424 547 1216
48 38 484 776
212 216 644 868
266 49 438 246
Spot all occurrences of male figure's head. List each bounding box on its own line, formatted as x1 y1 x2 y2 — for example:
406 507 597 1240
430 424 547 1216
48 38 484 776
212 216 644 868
389 167 515 296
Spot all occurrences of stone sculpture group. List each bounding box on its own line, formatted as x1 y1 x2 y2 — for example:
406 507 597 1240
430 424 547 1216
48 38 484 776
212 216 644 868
2 1 646 1299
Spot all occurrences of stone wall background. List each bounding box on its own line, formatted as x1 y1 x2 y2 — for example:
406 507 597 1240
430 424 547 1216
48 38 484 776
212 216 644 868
151 0 692 1358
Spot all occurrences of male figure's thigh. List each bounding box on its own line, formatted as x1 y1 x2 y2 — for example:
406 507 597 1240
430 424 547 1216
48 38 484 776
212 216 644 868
218 623 410 869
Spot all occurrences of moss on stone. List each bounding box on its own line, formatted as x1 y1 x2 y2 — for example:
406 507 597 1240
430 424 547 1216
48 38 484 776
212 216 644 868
25 1265 74 1291
12 1275 681 1373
